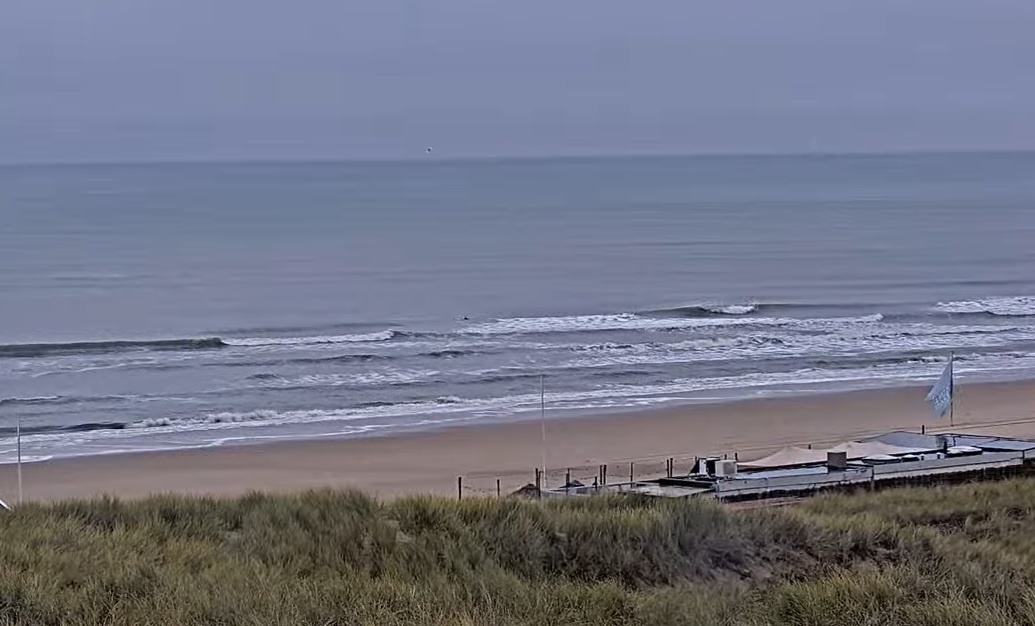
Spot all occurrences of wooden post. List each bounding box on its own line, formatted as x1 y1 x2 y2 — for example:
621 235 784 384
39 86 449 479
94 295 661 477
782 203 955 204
734 452 739 462
565 468 571 490
921 424 926 434
603 464 608 485
497 479 501 497
629 462 634 484
457 476 463 501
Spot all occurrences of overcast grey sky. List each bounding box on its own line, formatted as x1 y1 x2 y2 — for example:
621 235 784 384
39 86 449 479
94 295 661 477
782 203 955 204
2 0 1034 163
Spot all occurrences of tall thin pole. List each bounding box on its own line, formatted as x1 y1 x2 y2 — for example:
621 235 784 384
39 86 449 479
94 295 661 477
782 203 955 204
948 351 955 429
16 413 23 505
540 375 547 489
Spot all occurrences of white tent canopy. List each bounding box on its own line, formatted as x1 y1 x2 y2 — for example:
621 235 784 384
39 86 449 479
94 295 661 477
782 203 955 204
741 440 932 469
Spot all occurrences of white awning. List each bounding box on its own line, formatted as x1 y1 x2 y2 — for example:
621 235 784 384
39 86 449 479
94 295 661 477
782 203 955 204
741 440 932 468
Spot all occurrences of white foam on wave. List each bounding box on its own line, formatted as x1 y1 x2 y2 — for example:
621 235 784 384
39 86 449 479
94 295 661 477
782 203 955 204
201 414 485 448
224 330 397 347
936 296 1035 316
8 349 1035 466
510 324 1035 373
0 395 61 406
249 368 440 389
558 335 786 356
521 352 1031 417
0 454 54 465
462 312 882 336
707 304 758 315
455 352 1035 419
185 399 493 432
113 349 1035 437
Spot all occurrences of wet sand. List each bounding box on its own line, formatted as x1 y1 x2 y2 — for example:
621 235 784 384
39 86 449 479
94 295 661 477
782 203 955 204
4 380 1035 503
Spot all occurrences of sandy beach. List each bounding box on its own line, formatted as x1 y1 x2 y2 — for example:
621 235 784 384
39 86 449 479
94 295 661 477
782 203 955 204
4 379 1035 503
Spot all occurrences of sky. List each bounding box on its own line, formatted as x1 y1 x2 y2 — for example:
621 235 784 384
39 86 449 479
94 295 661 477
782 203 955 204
2 0 1034 163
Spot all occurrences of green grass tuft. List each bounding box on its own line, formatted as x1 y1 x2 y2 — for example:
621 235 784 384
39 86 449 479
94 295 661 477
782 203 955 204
4 478 1035 624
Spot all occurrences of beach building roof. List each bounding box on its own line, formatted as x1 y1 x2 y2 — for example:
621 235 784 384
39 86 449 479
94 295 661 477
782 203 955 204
741 440 928 468
543 429 1035 501
868 431 1035 453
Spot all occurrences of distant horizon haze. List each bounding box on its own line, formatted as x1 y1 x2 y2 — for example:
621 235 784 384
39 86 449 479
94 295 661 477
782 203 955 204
4 147 1035 169
3 0 1034 164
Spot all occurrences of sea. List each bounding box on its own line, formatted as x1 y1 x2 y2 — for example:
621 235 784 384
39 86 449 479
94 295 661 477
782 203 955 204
2 152 1035 463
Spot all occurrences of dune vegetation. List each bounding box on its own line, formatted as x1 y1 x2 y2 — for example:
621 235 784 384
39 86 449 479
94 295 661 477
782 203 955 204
3 478 1035 625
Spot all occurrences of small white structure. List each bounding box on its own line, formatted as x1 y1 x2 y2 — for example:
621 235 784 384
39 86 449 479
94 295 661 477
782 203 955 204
714 460 738 478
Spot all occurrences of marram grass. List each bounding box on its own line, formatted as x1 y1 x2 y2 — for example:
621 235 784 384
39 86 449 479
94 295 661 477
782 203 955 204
3 479 1035 624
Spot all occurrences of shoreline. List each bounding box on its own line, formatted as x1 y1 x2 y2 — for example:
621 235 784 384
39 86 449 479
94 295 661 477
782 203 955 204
8 365 1034 467
4 379 1035 503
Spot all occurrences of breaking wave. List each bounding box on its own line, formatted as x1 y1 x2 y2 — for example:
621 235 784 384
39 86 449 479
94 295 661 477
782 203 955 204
419 349 478 359
568 336 788 355
133 398 484 431
640 302 859 319
462 312 883 336
643 303 760 317
309 353 392 364
246 373 281 381
0 337 226 359
222 330 402 347
0 394 144 408
0 329 406 361
935 296 1035 317
0 421 128 437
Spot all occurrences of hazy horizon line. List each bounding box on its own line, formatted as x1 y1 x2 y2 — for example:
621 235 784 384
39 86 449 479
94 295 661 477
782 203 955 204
3 147 1034 170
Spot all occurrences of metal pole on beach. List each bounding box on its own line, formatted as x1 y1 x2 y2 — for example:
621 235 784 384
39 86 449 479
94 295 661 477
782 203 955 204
17 413 23 505
949 351 955 429
540 375 547 490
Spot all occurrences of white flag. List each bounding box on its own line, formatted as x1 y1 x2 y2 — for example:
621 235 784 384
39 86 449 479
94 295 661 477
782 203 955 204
925 357 953 417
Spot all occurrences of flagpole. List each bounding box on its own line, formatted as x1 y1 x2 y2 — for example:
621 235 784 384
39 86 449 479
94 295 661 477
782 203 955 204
540 375 547 488
16 413 22 505
949 351 955 429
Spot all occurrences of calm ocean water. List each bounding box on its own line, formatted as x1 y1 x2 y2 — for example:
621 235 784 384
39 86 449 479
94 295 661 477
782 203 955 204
2 152 1035 462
